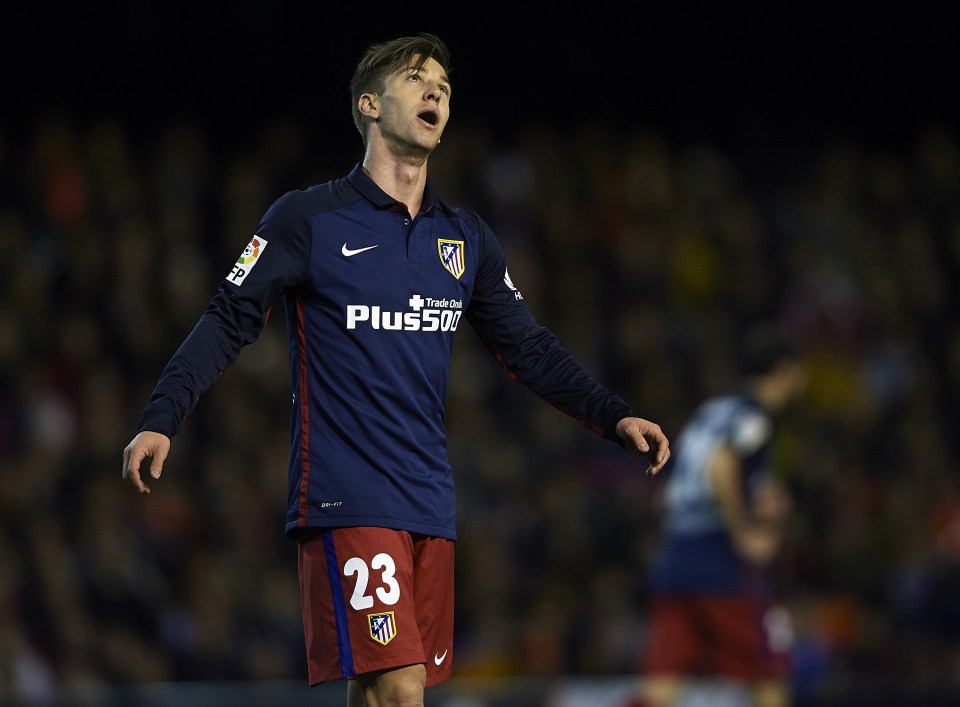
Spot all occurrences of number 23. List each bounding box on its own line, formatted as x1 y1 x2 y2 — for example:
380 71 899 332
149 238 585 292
343 553 400 610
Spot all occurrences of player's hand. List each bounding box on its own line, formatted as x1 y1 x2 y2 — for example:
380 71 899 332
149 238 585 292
615 417 670 476
735 526 783 566
752 477 792 523
121 431 171 494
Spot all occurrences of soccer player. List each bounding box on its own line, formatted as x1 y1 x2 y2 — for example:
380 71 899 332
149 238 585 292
121 33 670 705
636 324 807 707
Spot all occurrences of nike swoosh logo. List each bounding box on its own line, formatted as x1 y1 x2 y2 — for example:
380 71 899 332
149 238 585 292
341 243 379 257
434 649 448 665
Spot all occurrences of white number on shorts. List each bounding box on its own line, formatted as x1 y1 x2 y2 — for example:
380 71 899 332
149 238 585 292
343 552 401 610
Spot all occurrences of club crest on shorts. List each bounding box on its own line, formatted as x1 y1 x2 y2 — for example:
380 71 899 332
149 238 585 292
438 239 465 279
368 611 397 645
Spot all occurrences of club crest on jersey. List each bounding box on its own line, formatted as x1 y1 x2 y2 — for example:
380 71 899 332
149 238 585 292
227 235 268 285
368 611 397 645
438 239 465 279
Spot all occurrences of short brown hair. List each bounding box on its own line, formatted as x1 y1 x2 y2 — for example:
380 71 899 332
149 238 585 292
349 33 452 142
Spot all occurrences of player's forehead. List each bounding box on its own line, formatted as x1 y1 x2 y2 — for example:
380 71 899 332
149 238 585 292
394 55 450 84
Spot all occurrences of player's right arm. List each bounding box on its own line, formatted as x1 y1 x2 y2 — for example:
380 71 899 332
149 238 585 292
120 190 311 493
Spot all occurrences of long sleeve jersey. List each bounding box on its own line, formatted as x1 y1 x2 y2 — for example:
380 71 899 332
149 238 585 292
137 164 634 540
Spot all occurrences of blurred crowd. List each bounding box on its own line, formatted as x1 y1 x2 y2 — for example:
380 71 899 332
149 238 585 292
2 113 960 705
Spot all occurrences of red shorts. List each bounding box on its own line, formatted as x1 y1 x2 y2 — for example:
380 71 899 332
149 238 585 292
297 526 454 686
642 593 793 681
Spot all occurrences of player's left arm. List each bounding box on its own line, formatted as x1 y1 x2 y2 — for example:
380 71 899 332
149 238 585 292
465 212 668 456
709 445 783 566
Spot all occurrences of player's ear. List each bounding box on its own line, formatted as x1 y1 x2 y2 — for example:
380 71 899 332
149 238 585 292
359 93 379 120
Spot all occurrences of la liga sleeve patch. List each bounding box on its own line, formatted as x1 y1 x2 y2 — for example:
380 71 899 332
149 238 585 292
227 235 268 285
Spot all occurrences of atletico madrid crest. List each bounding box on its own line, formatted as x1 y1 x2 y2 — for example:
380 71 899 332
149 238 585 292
438 239 465 279
368 611 396 645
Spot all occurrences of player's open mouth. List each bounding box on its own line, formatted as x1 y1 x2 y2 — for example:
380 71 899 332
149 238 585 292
418 110 439 126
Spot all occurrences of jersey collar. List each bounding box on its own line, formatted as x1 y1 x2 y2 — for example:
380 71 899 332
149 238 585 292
346 163 447 215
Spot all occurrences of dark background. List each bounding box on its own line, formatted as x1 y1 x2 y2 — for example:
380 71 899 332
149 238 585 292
5 6 960 705
9 3 956 153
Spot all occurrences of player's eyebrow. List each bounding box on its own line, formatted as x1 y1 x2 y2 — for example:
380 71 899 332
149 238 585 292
405 65 452 91
430 68 452 91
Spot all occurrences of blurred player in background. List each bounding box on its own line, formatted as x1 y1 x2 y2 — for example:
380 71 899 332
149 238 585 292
121 32 670 706
635 323 808 707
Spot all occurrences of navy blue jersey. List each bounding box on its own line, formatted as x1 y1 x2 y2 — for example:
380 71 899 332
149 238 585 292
137 165 634 540
648 392 774 592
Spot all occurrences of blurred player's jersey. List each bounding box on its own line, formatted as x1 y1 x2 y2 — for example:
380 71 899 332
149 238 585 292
137 165 634 541
648 393 774 592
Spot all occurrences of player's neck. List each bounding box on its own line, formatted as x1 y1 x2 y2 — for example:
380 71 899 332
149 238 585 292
362 146 429 218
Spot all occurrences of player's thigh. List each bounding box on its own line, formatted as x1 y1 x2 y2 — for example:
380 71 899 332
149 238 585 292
409 533 454 685
754 679 791 707
642 594 703 674
643 675 683 707
701 596 791 681
298 527 453 684
353 663 428 705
